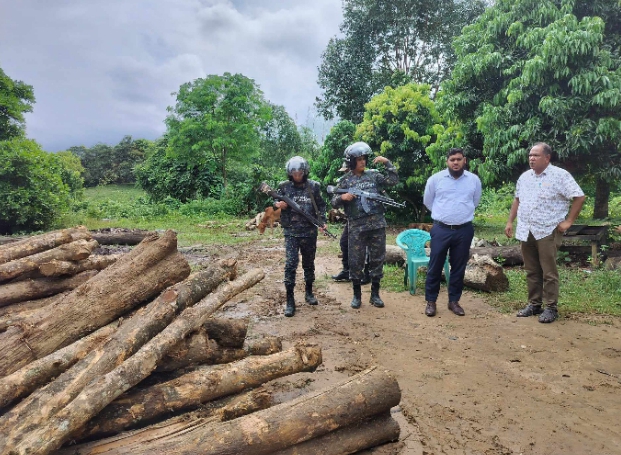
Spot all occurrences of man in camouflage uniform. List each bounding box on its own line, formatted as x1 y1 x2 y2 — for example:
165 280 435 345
274 156 327 317
331 142 399 309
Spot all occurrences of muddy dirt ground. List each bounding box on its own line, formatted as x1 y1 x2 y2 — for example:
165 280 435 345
185 231 621 455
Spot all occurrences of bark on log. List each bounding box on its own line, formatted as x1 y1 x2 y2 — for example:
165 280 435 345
38 254 121 277
469 245 523 266
385 245 405 265
0 262 235 449
464 254 510 292
90 229 154 245
155 332 282 373
0 294 60 318
110 366 401 455
0 238 99 283
271 411 400 455
202 317 248 348
0 270 98 307
604 256 621 270
73 344 321 441
0 322 118 410
0 230 189 377
55 389 273 455
7 269 265 455
0 229 73 265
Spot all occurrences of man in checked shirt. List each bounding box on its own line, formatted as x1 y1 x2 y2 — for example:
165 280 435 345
505 142 585 323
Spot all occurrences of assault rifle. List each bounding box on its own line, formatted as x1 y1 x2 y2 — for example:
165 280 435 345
258 182 337 239
327 185 406 213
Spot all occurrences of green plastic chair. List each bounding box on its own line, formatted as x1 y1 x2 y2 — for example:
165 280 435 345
396 229 450 295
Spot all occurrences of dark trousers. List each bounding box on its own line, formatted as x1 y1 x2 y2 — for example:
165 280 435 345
340 224 349 270
425 223 474 303
348 227 385 281
521 230 561 309
284 235 317 287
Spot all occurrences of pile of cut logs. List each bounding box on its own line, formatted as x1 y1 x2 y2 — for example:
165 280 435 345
0 227 401 454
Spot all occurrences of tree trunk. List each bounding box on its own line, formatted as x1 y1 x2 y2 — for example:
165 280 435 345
0 294 60 318
469 245 523 266
73 344 321 441
54 389 273 455
115 366 401 455
385 245 405 265
0 230 189 377
38 254 121 277
593 177 610 219
7 269 265 455
90 229 154 245
202 317 248 348
271 412 400 455
0 270 98 307
0 322 118 410
155 332 282 373
0 263 235 448
464 254 510 292
0 239 99 283
0 229 73 265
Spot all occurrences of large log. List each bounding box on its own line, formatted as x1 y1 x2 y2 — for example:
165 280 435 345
271 412 400 455
73 344 321 441
55 389 274 455
0 294 60 318
110 366 401 455
8 269 265 455
0 322 118 410
0 230 189 377
156 332 282 373
0 270 98 307
90 229 154 245
385 245 405 266
0 238 99 283
469 245 523 266
203 317 248 348
0 226 91 265
0 263 235 449
38 254 121 277
464 254 510 292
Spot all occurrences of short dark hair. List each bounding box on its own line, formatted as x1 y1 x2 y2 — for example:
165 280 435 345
447 147 464 158
533 142 552 157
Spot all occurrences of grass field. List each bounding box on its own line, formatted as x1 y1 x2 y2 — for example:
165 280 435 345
62 184 621 319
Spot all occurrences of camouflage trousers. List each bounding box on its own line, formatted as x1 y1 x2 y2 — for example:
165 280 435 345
348 227 385 281
284 235 317 287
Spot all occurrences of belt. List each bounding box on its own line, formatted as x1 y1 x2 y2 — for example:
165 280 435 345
434 221 472 230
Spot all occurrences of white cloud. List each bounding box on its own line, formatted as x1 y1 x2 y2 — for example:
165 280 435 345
0 0 342 151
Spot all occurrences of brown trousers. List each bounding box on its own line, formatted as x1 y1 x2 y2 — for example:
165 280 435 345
520 229 562 309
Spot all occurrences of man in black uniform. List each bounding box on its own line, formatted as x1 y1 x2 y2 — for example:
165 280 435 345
274 156 327 317
331 142 398 309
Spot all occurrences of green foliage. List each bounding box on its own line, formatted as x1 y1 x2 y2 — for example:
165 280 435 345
165 73 271 188
0 67 35 141
313 120 356 188
356 83 442 219
54 150 85 200
70 136 149 187
315 0 487 122
135 137 221 203
259 104 303 171
442 0 621 215
0 138 71 234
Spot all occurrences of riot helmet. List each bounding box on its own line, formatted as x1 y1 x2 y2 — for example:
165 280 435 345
344 141 372 170
286 156 310 182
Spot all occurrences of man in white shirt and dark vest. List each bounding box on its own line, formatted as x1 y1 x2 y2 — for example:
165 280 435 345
505 142 585 323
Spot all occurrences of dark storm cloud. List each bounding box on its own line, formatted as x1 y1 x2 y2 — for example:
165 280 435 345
0 0 342 151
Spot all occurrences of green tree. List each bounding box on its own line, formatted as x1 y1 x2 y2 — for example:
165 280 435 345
312 120 356 188
259 104 303 170
440 0 621 217
54 150 85 200
0 67 35 141
315 0 486 123
165 73 271 189
0 138 71 234
356 83 442 219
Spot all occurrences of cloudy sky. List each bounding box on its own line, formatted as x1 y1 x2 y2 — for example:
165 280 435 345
0 0 343 152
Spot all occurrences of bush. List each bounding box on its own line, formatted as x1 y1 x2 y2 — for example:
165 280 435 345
0 138 72 234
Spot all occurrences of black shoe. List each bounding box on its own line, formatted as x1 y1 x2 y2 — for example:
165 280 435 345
370 282 384 308
284 287 295 317
517 304 543 317
351 281 362 309
425 301 436 317
305 282 318 305
448 301 465 316
538 308 558 323
331 270 351 282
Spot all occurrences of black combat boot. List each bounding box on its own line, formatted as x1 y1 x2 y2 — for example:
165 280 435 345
331 269 350 281
370 281 384 308
305 281 318 305
361 262 371 285
350 280 362 309
284 285 296 317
